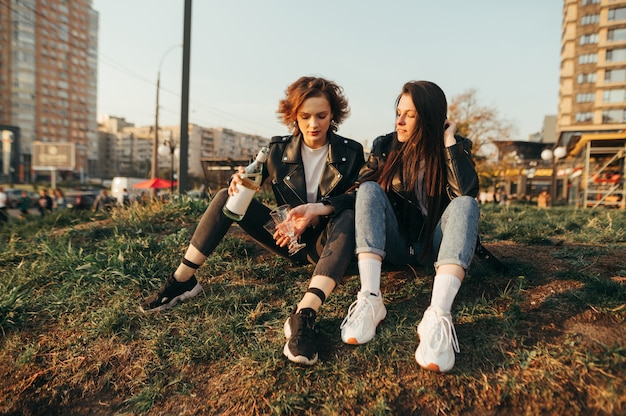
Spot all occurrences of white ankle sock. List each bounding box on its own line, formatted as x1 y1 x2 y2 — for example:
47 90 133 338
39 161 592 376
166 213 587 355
430 274 461 313
358 257 382 296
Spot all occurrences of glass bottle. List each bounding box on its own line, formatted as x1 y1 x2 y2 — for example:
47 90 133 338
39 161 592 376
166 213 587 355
222 146 270 221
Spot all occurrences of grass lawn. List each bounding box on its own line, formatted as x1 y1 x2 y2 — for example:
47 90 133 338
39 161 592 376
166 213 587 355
0 199 624 415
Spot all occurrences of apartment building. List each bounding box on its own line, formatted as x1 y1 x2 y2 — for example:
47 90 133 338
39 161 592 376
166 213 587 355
97 117 268 181
559 0 626 142
211 127 268 160
559 0 626 207
0 0 98 183
149 124 268 178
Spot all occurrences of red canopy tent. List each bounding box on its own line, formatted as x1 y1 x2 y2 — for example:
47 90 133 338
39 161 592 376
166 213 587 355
132 178 177 189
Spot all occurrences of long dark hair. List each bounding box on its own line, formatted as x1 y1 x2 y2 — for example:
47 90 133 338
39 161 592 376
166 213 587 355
378 81 449 258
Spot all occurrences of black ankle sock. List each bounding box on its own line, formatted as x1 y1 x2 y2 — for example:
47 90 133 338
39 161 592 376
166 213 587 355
182 258 201 269
306 287 326 304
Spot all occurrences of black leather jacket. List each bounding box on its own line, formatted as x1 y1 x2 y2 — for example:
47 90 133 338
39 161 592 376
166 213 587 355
355 132 479 243
263 132 365 214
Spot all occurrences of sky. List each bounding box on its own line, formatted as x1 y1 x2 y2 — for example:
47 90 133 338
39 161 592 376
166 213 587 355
92 0 563 148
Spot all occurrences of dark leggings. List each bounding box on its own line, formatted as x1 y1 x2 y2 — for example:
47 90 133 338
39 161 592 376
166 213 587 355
190 189 355 283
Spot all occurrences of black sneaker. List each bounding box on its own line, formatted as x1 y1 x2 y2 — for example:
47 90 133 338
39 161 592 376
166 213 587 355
140 274 203 312
283 307 318 365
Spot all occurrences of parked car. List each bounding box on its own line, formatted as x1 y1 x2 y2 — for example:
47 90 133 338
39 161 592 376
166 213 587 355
65 190 100 210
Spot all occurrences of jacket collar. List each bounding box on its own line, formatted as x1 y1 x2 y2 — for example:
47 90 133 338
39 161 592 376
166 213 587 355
282 132 350 165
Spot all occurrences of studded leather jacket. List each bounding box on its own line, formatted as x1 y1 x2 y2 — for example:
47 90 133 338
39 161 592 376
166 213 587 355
263 132 365 214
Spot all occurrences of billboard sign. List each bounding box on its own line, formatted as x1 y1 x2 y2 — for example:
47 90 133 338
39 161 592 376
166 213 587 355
32 141 76 170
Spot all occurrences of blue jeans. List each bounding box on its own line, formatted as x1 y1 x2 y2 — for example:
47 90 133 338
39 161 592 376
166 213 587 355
355 181 479 270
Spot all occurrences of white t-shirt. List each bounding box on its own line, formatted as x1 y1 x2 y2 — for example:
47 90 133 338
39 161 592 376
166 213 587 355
301 142 329 203
0 191 7 208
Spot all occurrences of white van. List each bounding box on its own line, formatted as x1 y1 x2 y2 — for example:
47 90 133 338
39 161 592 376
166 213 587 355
111 177 145 205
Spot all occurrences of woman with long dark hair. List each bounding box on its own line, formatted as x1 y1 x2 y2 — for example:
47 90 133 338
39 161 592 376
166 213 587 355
339 80 479 372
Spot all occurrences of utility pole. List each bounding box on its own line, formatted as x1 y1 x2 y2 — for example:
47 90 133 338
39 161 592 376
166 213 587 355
151 75 160 181
178 0 192 194
152 45 180 196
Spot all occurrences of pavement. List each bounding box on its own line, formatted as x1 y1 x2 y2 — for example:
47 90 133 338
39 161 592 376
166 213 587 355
4 208 45 218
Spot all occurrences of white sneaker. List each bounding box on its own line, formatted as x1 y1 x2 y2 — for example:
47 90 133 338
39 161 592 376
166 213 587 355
340 291 387 345
415 306 459 372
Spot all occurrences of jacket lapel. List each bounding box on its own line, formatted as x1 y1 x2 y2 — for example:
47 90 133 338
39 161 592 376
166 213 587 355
281 135 308 203
319 133 346 197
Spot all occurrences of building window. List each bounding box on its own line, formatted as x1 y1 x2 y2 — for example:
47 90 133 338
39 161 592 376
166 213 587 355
603 109 626 123
608 7 626 21
608 28 626 43
603 89 626 103
581 14 600 25
581 0 600 5
576 93 595 103
606 48 626 63
578 72 597 83
575 112 593 122
580 33 599 45
579 53 598 64
605 69 626 83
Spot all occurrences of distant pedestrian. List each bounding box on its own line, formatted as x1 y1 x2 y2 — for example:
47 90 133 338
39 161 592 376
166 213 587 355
18 190 31 219
53 188 67 210
38 189 53 217
92 189 113 212
537 191 550 208
0 186 8 224
121 188 132 206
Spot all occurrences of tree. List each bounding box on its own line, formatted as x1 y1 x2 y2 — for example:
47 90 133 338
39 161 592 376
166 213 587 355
448 89 515 159
448 89 515 190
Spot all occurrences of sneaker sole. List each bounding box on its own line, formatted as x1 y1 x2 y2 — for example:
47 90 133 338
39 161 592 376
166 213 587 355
341 308 387 345
140 283 203 313
283 341 318 366
415 334 453 373
415 348 443 372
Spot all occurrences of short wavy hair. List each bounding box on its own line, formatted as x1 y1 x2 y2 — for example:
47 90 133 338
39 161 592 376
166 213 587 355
277 76 350 136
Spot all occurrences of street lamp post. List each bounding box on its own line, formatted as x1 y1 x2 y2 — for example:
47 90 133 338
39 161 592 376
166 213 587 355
152 45 182 183
158 135 179 195
526 166 536 201
541 146 567 204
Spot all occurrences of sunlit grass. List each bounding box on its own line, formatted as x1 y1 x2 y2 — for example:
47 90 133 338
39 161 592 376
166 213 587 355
0 199 624 415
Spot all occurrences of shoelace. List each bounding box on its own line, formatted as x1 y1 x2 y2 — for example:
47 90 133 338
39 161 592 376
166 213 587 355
156 275 179 301
429 314 460 353
160 274 179 293
340 296 375 329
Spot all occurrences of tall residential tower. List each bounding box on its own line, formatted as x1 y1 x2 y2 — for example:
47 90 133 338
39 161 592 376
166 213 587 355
559 0 626 144
558 0 626 207
0 0 98 182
